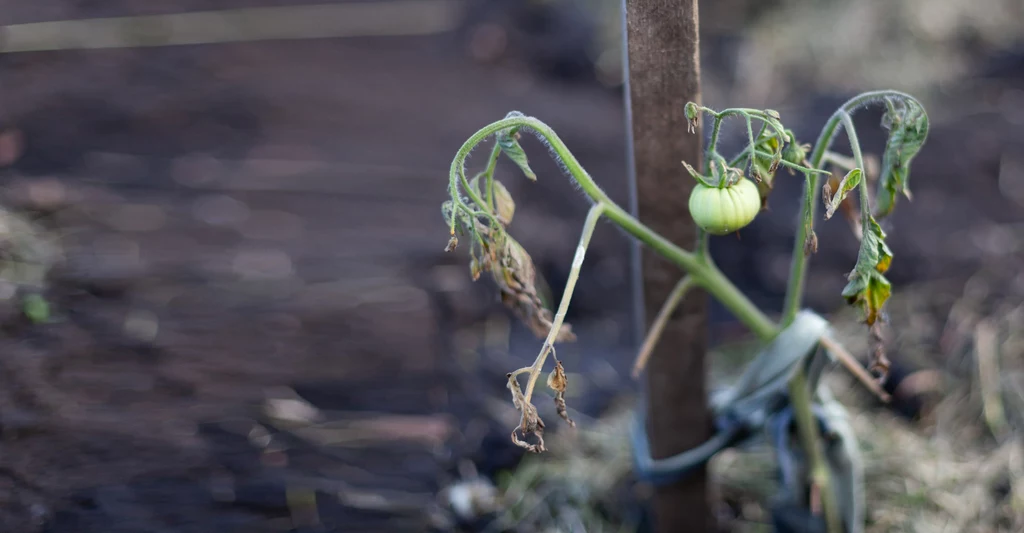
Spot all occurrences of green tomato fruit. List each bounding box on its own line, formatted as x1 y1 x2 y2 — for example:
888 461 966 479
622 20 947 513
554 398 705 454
688 178 761 235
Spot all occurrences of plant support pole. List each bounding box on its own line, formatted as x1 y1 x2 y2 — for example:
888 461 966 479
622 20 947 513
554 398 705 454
624 0 711 531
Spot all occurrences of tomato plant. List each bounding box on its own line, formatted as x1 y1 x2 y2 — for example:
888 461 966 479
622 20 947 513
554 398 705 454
441 91 928 533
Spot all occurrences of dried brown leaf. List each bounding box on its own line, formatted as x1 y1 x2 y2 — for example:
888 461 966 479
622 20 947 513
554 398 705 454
469 257 482 281
547 361 575 428
506 373 546 453
546 360 567 393
484 235 575 342
804 228 819 256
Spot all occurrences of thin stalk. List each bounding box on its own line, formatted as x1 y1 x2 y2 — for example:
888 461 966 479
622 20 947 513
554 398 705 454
744 115 756 174
840 113 870 225
727 146 750 168
801 173 815 252
484 141 502 210
787 367 843 533
631 275 695 378
704 116 724 174
522 204 605 403
751 149 829 174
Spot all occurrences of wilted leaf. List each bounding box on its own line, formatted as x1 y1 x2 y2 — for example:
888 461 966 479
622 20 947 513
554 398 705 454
842 217 893 325
824 168 862 220
496 127 536 181
469 256 482 280
492 180 515 224
875 98 929 218
804 228 818 256
481 233 575 343
546 361 575 427
507 373 545 453
842 271 891 326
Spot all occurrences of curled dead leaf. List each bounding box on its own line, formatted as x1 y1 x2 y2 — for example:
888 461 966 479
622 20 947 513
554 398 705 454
482 234 575 343
546 360 567 393
804 228 819 256
547 361 575 428
506 373 546 453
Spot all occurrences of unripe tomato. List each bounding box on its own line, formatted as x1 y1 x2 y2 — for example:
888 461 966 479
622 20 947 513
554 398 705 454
688 178 761 235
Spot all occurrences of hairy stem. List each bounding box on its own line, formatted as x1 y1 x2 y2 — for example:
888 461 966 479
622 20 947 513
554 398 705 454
522 203 605 403
484 141 502 210
744 115 756 175
705 116 724 175
802 173 814 248
631 276 695 378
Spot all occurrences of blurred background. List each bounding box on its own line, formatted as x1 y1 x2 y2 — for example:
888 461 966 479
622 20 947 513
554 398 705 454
0 0 1022 531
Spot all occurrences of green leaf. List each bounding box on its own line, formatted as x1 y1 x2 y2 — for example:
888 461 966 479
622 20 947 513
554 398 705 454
496 127 537 181
842 270 890 326
842 216 893 325
824 168 862 220
875 98 929 218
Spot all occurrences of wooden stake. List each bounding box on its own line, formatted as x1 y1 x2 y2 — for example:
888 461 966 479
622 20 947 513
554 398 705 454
623 1 711 531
